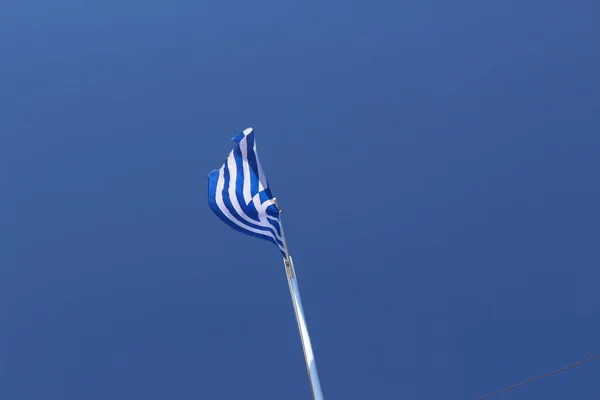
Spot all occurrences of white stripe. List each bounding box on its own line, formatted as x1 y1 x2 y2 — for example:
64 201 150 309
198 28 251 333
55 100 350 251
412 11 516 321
239 138 253 206
254 140 269 193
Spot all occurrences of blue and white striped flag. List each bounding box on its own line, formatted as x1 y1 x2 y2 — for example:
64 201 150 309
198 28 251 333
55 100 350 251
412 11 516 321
207 128 285 254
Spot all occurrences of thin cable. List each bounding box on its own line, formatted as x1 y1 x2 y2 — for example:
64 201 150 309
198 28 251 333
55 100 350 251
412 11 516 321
476 354 600 400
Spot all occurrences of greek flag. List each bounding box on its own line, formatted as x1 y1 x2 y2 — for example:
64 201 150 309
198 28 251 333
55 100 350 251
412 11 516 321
207 128 285 254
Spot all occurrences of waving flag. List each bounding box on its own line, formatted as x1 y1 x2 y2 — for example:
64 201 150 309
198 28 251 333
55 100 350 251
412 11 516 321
207 127 285 254
207 127 325 399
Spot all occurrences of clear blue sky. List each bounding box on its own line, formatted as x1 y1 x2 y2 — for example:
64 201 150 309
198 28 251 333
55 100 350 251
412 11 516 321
1 1 599 399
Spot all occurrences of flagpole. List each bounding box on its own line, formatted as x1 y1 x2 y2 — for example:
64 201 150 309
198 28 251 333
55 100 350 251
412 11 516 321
274 199 324 400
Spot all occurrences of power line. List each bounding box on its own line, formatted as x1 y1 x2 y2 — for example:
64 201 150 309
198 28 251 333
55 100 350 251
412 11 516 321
476 354 600 400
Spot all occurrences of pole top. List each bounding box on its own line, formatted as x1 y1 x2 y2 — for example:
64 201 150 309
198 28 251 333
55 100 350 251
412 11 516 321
272 198 283 213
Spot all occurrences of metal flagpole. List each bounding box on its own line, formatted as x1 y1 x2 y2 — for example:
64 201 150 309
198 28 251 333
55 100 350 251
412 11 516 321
274 199 324 400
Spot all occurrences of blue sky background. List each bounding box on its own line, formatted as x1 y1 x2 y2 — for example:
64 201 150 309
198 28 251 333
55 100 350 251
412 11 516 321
1 1 599 399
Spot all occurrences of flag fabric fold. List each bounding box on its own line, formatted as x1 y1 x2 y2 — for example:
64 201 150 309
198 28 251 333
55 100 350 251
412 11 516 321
208 127 285 254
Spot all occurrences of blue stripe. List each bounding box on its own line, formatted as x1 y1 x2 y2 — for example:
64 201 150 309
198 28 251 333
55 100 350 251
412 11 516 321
268 217 282 238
